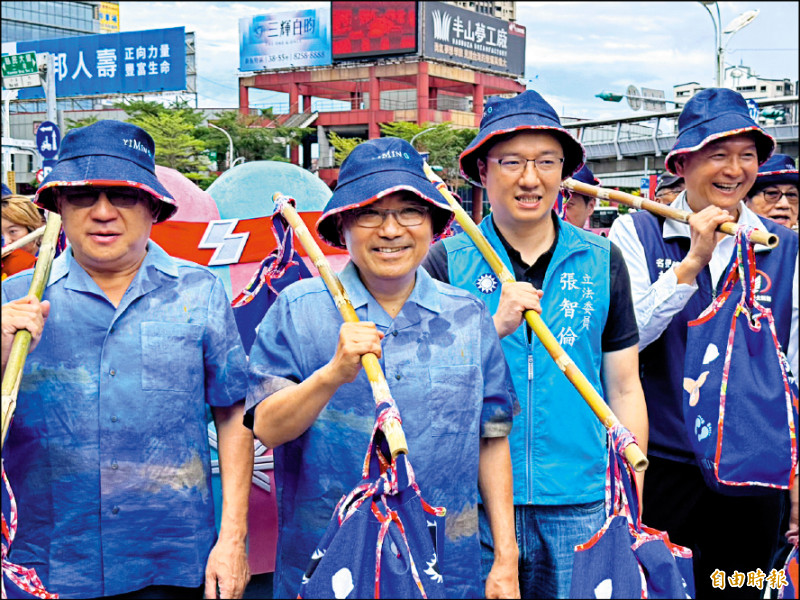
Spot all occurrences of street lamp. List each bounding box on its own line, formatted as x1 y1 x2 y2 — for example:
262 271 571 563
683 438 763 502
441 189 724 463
208 122 234 170
697 2 759 87
409 126 438 151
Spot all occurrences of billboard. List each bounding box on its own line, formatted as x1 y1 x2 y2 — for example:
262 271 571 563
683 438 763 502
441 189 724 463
332 2 417 60
3 27 186 99
99 1 120 33
422 2 525 77
239 8 331 71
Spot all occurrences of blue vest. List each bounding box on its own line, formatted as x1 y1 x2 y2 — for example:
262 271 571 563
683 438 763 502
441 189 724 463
631 211 797 462
444 215 612 505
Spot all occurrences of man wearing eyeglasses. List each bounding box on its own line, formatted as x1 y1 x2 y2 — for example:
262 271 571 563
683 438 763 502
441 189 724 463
245 137 519 599
422 90 648 598
1 120 254 599
745 153 798 231
653 174 685 205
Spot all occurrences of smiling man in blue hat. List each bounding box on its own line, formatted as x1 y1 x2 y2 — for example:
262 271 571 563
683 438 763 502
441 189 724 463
745 153 799 231
245 137 519 599
423 90 648 598
609 88 799 598
1 120 254 599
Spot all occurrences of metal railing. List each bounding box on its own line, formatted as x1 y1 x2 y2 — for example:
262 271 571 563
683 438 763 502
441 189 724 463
563 96 798 161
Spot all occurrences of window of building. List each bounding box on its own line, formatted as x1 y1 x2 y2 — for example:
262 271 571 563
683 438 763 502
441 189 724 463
761 86 767 92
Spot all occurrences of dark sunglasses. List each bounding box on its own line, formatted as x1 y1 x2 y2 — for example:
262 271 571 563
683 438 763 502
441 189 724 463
58 187 148 209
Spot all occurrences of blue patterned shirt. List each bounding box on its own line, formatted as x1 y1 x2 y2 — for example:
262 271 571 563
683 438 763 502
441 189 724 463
1 242 249 598
245 262 517 599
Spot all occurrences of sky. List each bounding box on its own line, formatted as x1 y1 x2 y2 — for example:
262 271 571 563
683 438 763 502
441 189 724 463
118 1 799 120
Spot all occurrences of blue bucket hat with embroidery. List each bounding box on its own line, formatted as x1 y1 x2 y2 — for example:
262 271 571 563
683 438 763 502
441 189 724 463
665 88 774 175
35 120 177 223
316 137 453 249
747 153 798 197
459 90 585 187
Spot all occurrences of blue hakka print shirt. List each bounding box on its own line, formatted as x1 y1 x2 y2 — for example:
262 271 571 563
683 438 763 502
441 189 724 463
245 262 517 599
1 242 249 599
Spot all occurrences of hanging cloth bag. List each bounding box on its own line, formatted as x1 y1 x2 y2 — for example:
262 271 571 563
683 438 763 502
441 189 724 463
297 402 446 599
570 425 695 599
683 226 799 495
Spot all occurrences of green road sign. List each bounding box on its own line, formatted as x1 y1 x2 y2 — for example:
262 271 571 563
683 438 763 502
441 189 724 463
2 52 38 77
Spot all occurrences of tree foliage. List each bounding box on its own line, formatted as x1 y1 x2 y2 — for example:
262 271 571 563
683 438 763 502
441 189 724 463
327 131 365 166
326 122 477 187
197 111 313 165
111 98 211 177
379 122 477 188
126 108 208 173
65 115 99 131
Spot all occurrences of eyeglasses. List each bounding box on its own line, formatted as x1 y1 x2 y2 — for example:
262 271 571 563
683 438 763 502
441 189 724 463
349 205 429 228
58 187 148 209
760 188 799 205
487 155 565 175
655 190 681 201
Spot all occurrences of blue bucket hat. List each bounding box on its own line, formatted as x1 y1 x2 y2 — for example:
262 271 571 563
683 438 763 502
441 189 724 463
1 182 12 198
35 120 177 223
316 138 453 249
747 153 798 197
459 90 585 187
665 88 775 175
570 164 600 187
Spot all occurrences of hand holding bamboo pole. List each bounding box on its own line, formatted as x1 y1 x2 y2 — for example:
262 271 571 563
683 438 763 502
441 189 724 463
562 178 779 248
423 164 648 472
2 214 62 449
272 192 409 458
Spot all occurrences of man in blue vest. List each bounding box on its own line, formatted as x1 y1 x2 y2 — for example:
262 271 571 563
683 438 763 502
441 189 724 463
609 88 799 598
423 90 648 598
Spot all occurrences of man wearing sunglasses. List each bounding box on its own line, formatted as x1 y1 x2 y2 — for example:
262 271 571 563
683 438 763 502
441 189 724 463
745 153 799 231
1 120 253 599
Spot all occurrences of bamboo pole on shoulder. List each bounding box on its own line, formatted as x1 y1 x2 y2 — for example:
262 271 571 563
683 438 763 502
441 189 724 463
1 226 46 258
423 164 648 472
562 178 778 248
2 214 62 449
273 192 409 458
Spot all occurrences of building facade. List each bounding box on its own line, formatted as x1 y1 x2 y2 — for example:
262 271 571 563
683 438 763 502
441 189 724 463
1 1 110 42
674 65 794 107
451 1 516 22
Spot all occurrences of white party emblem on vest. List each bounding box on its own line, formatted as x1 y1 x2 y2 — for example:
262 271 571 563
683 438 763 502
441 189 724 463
475 273 499 294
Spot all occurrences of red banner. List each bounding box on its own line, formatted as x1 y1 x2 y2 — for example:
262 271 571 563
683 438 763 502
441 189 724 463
151 211 347 267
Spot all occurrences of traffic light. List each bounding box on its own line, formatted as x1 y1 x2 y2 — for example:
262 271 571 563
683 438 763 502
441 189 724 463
595 92 624 102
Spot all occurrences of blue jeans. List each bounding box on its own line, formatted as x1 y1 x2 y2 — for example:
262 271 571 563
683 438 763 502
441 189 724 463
480 502 605 599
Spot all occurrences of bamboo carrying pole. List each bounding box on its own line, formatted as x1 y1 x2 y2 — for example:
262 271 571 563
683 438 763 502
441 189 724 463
273 193 409 458
562 178 779 248
1 226 46 258
423 164 649 472
1 214 62 449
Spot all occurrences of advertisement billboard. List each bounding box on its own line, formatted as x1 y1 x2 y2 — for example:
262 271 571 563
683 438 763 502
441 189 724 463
3 27 186 99
422 2 525 77
332 1 417 60
239 8 331 71
99 1 120 33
